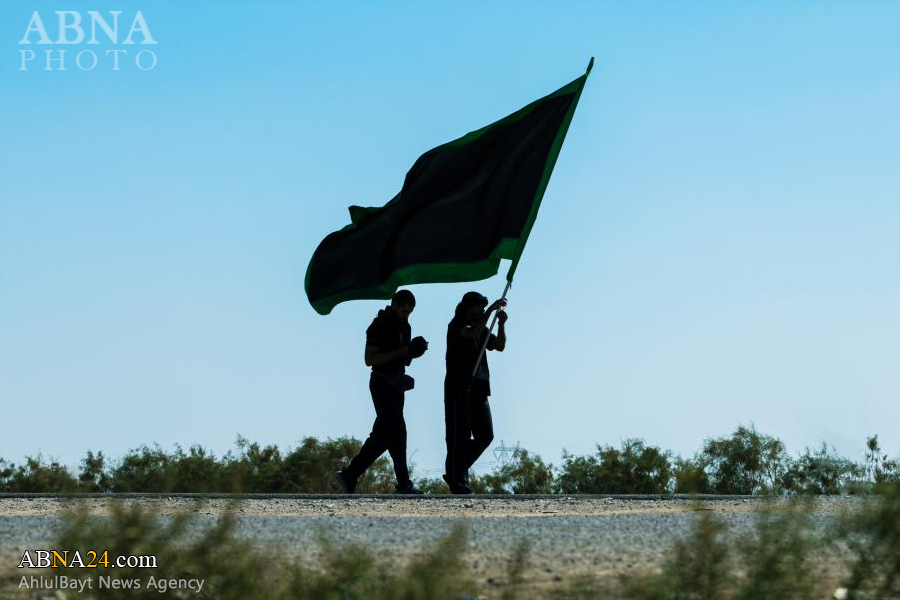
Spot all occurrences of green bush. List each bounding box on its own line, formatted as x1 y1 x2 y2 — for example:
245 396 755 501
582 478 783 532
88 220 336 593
480 449 554 494
105 436 396 494
225 437 285 492
0 454 80 493
109 443 230 493
696 424 789 495
672 456 711 494
108 444 178 492
78 450 112 493
781 443 866 495
554 439 672 494
415 475 451 494
279 435 395 493
864 435 900 489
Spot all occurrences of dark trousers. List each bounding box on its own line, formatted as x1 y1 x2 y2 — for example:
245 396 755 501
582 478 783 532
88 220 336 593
444 387 494 484
346 374 410 486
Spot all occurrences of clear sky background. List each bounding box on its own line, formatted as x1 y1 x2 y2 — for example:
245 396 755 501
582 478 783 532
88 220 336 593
1 1 898 479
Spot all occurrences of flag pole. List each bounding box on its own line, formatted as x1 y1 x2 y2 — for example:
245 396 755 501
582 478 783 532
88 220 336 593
467 278 512 390
465 56 593 390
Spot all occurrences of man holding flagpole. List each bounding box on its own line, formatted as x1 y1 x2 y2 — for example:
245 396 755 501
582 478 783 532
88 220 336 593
443 293 509 494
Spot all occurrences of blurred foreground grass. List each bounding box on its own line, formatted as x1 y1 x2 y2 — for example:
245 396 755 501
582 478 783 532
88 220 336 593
1 483 897 600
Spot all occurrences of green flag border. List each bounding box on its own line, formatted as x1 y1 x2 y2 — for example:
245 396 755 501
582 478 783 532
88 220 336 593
305 60 593 315
306 237 519 314
507 59 592 281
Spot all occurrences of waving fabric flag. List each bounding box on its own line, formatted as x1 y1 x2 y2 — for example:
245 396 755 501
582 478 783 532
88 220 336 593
305 59 592 315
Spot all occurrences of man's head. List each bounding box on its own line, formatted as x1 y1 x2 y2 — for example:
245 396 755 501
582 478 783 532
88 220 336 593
456 291 488 324
390 289 416 320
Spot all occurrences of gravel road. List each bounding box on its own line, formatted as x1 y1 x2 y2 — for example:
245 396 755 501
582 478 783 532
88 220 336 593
0 496 860 595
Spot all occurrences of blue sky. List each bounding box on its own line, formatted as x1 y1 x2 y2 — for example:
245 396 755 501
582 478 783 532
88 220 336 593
1 0 898 479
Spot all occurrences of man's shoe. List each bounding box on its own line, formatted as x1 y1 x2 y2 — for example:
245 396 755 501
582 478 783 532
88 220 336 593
394 482 425 495
335 470 357 494
443 473 473 495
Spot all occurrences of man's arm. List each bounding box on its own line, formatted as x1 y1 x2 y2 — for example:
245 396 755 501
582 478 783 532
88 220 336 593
491 309 507 351
365 344 408 367
461 299 507 339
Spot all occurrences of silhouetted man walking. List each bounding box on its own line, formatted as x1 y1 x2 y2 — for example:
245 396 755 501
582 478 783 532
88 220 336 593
337 290 427 494
443 292 507 494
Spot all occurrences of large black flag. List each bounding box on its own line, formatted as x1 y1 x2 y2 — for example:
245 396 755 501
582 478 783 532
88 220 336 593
305 59 592 315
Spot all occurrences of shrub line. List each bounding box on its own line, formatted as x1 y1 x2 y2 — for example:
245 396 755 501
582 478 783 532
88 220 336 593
1 492 765 499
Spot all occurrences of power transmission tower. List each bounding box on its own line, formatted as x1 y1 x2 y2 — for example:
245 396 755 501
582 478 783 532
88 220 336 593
493 440 521 464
